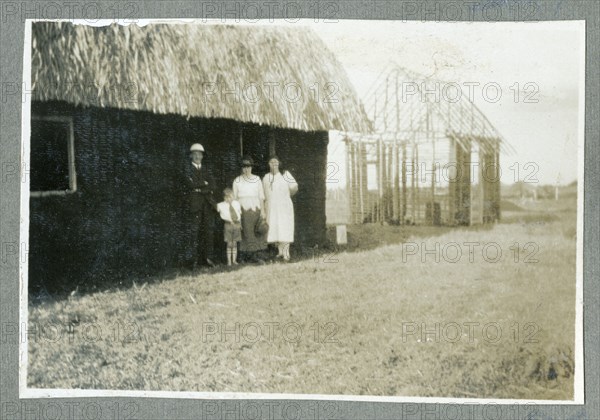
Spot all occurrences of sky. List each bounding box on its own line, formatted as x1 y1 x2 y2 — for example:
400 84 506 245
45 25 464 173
311 20 584 186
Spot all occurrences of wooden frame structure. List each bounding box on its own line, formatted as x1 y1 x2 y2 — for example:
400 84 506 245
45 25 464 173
344 66 513 226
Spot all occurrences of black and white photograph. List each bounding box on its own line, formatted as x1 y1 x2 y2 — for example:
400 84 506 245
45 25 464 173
20 17 584 404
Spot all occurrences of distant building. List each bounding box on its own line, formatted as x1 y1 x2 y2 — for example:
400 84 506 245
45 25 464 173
341 67 508 226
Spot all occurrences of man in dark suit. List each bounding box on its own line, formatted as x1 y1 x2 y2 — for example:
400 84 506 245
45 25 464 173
183 143 217 268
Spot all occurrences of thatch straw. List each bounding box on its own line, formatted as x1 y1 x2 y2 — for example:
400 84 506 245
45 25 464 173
31 22 371 133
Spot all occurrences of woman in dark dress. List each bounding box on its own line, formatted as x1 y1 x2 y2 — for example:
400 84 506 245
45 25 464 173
232 157 267 262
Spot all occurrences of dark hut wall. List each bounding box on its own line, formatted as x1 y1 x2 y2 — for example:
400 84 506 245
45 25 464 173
272 128 329 247
29 101 328 291
29 101 234 290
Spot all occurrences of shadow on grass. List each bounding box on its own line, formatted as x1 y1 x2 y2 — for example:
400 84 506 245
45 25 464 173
29 221 496 304
32 196 574 304
28 262 247 305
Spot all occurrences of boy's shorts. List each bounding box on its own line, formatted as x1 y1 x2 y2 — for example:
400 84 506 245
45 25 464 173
224 222 242 243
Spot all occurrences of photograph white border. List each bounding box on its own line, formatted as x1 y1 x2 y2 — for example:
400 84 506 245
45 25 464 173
18 18 586 405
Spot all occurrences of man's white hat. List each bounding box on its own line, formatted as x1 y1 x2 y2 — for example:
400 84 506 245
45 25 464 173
190 143 205 153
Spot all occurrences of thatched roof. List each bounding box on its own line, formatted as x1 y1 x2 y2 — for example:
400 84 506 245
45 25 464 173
31 21 370 133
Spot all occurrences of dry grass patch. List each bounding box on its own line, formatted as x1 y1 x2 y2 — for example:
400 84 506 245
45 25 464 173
28 199 577 399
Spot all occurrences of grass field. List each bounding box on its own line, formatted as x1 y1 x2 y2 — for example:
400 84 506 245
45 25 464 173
27 197 578 399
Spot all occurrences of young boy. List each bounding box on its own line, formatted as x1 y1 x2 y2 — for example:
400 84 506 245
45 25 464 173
217 188 242 266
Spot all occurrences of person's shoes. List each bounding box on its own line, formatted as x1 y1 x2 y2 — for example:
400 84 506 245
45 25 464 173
205 258 216 267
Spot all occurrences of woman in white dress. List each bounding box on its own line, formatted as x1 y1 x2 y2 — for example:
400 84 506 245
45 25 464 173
262 156 298 261
232 156 267 262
